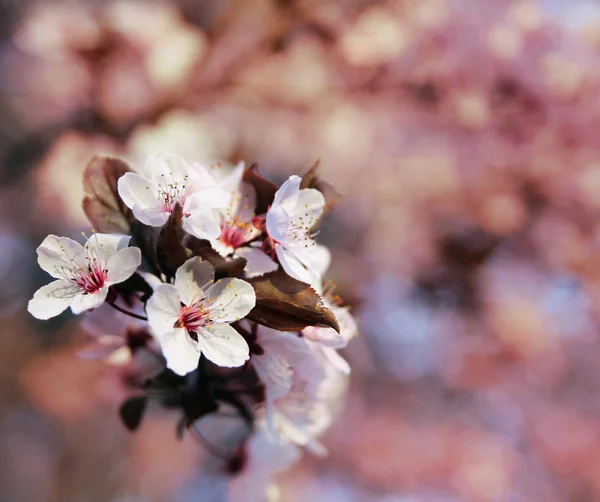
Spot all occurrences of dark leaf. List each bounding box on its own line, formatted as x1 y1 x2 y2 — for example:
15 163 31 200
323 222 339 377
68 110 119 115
82 155 133 233
181 369 219 428
119 395 148 431
157 205 188 277
242 164 277 214
247 270 340 332
186 237 247 279
300 159 340 215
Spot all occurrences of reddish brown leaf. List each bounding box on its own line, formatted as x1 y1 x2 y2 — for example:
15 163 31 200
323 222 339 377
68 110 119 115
247 270 340 332
242 164 278 214
82 155 133 233
186 237 247 279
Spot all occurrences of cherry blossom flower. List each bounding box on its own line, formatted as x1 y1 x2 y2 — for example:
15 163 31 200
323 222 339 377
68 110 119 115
265 175 330 284
251 325 320 427
250 325 347 455
302 282 358 375
191 161 278 278
28 233 141 320
146 256 255 375
117 153 231 240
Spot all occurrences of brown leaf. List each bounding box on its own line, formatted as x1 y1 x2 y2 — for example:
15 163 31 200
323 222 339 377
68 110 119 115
82 155 133 233
186 237 247 279
247 270 340 332
157 205 188 277
242 164 278 214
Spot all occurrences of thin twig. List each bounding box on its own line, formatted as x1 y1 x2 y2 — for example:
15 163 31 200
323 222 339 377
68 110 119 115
108 302 148 321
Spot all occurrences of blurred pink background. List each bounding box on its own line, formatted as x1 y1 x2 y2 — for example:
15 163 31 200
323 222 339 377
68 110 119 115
4 0 600 500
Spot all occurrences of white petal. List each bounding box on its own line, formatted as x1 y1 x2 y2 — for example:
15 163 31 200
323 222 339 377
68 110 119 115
118 172 168 227
146 284 181 333
174 257 214 305
333 305 359 345
265 206 290 244
295 188 325 214
253 328 312 403
323 347 351 375
183 188 231 213
229 178 256 223
302 326 345 347
87 233 131 255
28 280 79 319
187 162 218 190
182 212 222 240
36 235 85 279
145 152 189 181
159 328 201 375
70 286 109 314
204 278 256 323
275 245 313 284
235 247 278 278
106 247 141 284
294 244 331 278
272 175 301 213
196 323 249 367
289 188 325 230
210 239 234 257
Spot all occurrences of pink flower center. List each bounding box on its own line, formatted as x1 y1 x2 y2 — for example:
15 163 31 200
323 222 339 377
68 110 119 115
72 264 108 294
220 220 253 249
156 173 188 214
175 303 210 335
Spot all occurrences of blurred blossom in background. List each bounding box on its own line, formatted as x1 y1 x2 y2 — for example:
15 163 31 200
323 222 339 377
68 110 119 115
5 0 600 500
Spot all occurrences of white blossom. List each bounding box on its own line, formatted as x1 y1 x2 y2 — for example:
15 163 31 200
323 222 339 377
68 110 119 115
265 175 330 284
146 257 255 375
117 153 230 240
28 233 141 319
251 324 348 455
191 161 278 278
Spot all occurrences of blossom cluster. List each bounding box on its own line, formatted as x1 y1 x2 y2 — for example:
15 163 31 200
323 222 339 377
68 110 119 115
28 153 356 500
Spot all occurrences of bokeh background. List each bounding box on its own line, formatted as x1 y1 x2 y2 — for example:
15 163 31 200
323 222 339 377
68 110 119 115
3 0 600 500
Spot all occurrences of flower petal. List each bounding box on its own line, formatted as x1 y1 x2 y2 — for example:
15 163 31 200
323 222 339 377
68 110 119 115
87 233 131 255
323 347 351 375
204 278 256 323
272 175 301 213
106 246 142 284
70 285 109 314
302 326 345 347
37 235 86 279
265 205 290 243
289 188 325 228
174 257 214 306
275 245 313 284
145 153 189 182
28 279 79 319
294 244 331 278
295 188 325 214
183 188 231 213
182 211 221 240
196 323 249 367
117 172 168 227
146 284 181 333
158 328 201 376
234 247 278 278
210 238 234 258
